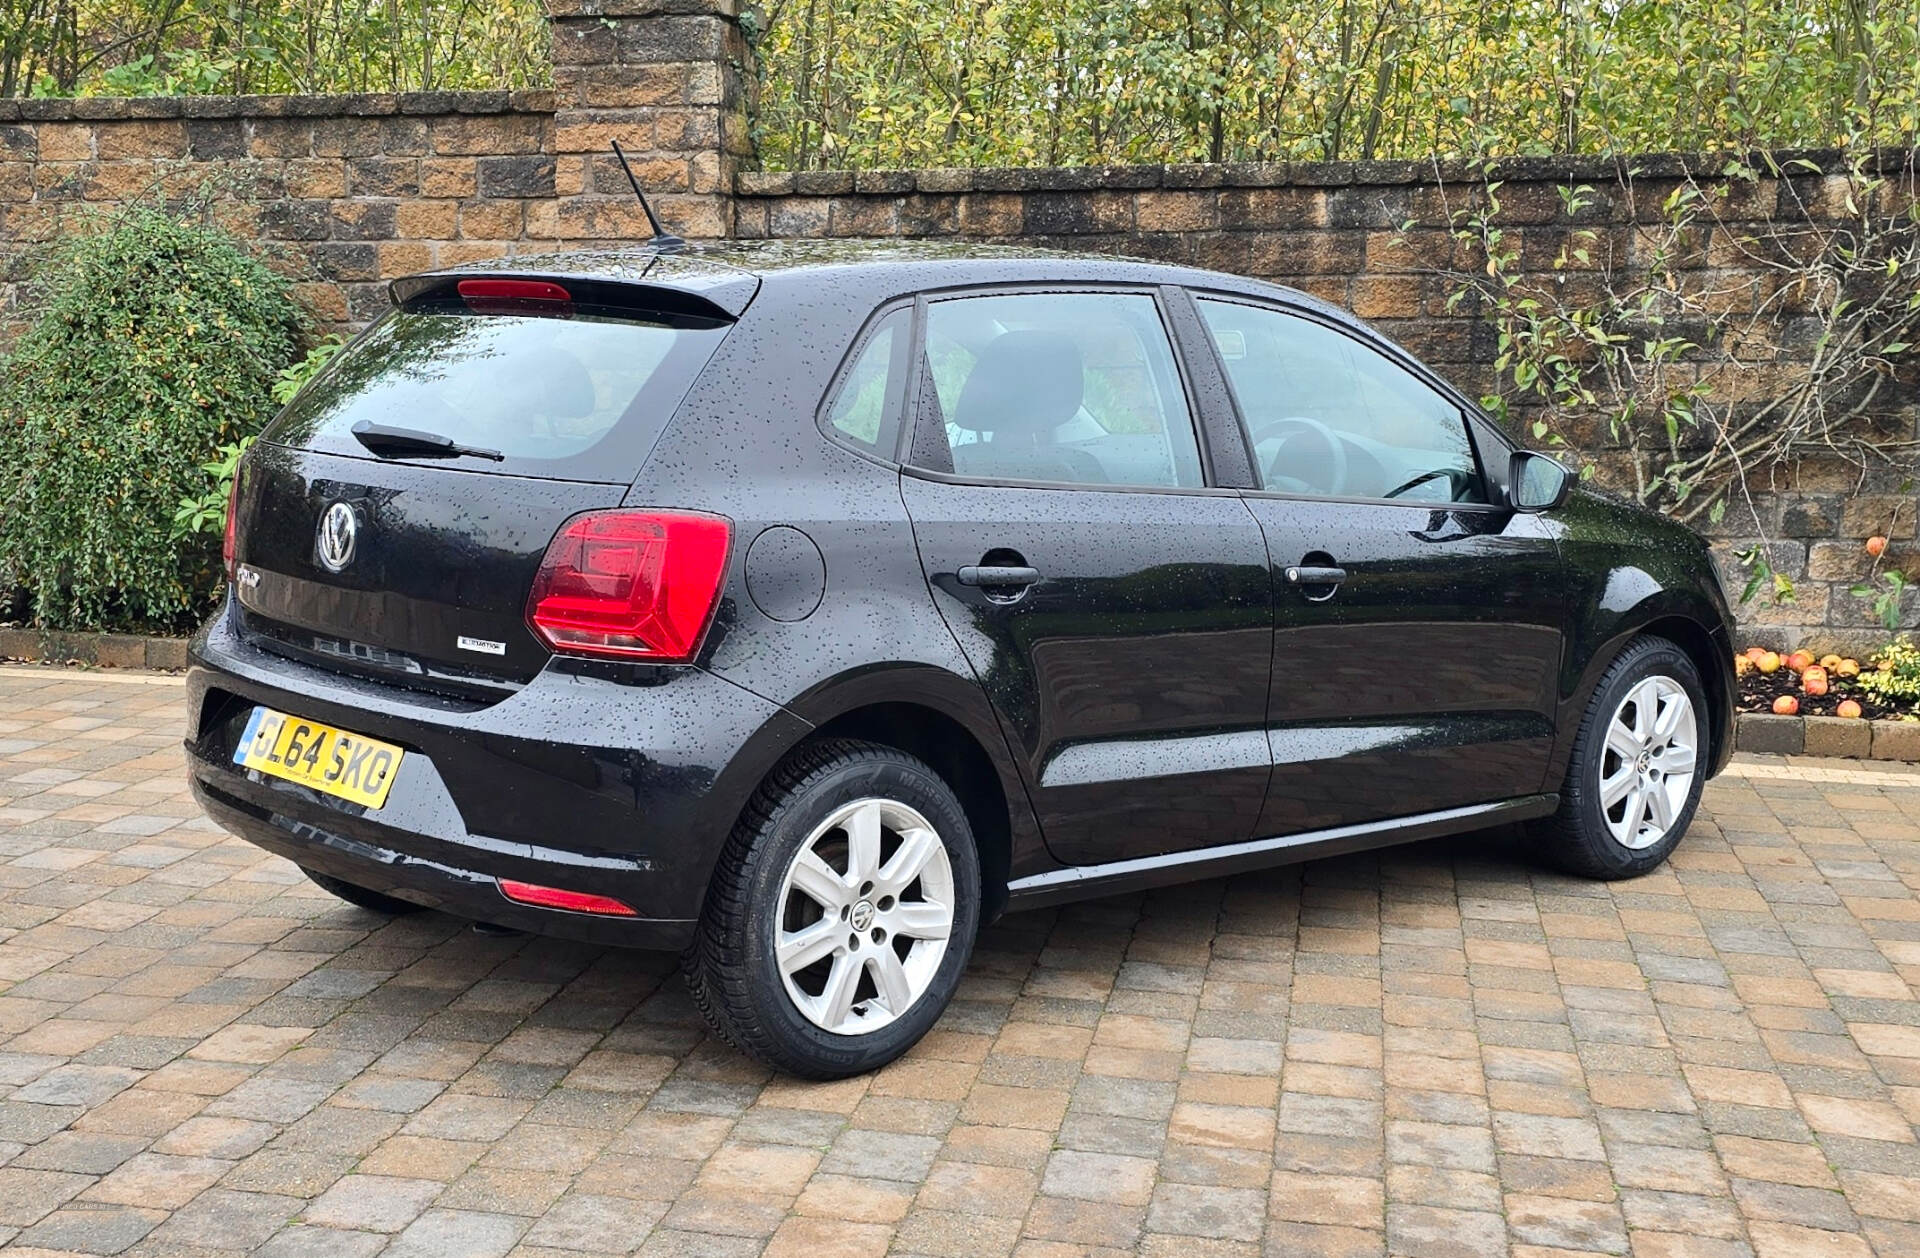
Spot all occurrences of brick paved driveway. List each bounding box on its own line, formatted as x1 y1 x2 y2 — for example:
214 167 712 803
4 665 1920 1258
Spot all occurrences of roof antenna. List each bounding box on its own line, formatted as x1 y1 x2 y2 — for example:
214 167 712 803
611 139 685 252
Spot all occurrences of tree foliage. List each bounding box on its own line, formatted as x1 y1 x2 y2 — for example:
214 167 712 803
0 200 309 630
753 0 1920 169
0 0 546 97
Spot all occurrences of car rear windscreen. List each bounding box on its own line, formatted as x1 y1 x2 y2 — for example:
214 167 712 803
261 301 731 482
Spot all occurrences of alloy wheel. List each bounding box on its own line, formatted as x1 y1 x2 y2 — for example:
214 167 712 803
1599 675 1698 850
773 797 956 1034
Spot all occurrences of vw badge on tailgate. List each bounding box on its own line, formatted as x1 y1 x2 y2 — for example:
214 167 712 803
316 502 358 573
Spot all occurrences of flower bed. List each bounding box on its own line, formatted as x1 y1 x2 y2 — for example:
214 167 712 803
1734 646 1917 723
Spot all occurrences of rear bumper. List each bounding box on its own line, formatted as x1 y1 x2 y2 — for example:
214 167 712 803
185 599 811 949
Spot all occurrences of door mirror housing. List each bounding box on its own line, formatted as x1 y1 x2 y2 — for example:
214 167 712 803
1509 451 1572 512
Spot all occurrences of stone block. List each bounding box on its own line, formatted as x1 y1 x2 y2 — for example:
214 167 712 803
1023 190 1131 235
430 113 545 156
767 197 829 239
394 199 458 239
1842 495 1915 539
38 122 94 160
92 120 186 160
93 635 146 669
309 242 380 281
554 64 697 109
1807 541 1872 582
1348 274 1424 319
1870 720 1920 761
331 200 398 240
829 197 899 236
185 120 245 160
283 159 348 199
377 241 434 277
735 170 793 197
246 119 314 158
477 155 555 198
349 156 419 197
458 199 524 240
1802 715 1871 759
1135 189 1219 232
419 158 478 198
1736 713 1804 755
258 199 333 241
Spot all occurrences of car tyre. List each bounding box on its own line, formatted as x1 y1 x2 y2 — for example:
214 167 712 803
303 868 420 915
685 739 980 1079
1535 636 1708 879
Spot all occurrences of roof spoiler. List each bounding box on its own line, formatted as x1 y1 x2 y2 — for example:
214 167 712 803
387 269 754 321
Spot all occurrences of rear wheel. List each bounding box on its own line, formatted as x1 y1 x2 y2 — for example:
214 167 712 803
1534 636 1707 879
685 739 979 1078
303 868 420 915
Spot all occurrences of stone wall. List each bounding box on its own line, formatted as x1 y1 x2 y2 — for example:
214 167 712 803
0 91 558 327
0 0 1913 645
0 0 754 330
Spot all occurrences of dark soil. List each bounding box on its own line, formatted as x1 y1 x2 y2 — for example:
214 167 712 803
1737 663 1900 720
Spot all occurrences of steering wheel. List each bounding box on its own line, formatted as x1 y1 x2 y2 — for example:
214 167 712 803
1250 417 1349 498
1381 467 1473 502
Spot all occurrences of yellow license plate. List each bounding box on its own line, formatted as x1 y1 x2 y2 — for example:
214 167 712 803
232 706 404 809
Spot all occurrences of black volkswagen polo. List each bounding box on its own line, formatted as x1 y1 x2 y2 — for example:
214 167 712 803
186 241 1734 1077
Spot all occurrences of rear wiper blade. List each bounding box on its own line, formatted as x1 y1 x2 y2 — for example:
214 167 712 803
351 421 503 462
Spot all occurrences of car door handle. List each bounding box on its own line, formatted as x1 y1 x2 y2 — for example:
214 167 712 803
958 565 1041 588
1285 565 1347 585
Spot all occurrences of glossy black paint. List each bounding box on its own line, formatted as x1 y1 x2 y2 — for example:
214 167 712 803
235 444 623 695
185 240 1736 949
903 474 1274 865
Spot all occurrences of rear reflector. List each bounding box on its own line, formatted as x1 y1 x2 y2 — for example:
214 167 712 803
457 278 573 311
526 510 731 663
497 878 637 917
222 470 241 583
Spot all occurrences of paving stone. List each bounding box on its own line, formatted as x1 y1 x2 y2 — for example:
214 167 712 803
6 673 1920 1258
383 1207 527 1258
301 1174 443 1232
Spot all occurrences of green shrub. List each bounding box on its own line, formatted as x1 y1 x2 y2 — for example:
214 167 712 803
1858 637 1920 711
0 200 309 631
169 338 345 546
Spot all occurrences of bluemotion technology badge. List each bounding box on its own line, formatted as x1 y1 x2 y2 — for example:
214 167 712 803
316 502 358 573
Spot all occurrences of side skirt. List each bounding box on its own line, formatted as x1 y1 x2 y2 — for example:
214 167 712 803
1004 794 1559 910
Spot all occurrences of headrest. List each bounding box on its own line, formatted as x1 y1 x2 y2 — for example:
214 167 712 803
951 330 1084 437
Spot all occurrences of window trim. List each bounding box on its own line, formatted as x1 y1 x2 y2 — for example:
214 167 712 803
899 282 1226 494
1186 288 1508 513
815 299 915 466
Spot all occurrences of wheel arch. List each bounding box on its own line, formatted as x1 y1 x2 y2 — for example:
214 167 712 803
708 663 1046 928
1551 595 1735 786
806 702 1015 923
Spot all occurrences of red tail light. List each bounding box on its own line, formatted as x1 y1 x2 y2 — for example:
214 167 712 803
497 878 636 917
222 471 241 584
526 510 731 663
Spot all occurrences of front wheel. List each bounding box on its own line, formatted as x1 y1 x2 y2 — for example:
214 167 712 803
1534 636 1708 879
684 740 980 1078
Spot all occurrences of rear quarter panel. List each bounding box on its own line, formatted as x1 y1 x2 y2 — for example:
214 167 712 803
627 269 1051 881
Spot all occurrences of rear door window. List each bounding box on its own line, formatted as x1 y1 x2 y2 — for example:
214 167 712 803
263 301 730 482
910 291 1204 489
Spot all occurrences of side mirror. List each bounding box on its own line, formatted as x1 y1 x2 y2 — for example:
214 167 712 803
1509 451 1572 513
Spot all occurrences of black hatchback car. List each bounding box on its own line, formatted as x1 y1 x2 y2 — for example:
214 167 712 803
187 241 1734 1077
